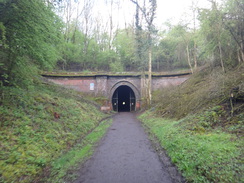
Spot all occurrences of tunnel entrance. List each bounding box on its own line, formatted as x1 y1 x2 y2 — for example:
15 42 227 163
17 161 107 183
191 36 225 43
112 85 136 112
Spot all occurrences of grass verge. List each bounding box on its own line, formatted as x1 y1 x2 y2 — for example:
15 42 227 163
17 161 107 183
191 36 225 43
46 119 112 183
0 82 109 183
139 111 243 183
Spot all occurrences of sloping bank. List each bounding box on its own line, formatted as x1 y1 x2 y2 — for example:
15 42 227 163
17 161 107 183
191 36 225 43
139 66 244 183
0 83 111 183
139 112 243 182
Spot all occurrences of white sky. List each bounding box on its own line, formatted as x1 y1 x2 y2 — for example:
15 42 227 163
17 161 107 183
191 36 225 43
92 0 222 30
71 0 224 33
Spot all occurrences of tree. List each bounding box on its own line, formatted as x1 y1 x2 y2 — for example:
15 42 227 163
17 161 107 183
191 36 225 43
199 1 230 71
81 0 94 69
223 0 244 64
190 0 199 70
0 0 62 86
197 0 243 71
134 4 147 70
130 0 157 105
154 24 195 72
113 28 137 71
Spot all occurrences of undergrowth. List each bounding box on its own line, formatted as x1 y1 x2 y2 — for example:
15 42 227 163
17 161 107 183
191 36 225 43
139 112 243 183
0 82 108 183
154 65 244 121
140 65 244 182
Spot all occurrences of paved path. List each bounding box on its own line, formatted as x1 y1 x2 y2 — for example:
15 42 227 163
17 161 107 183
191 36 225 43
74 112 173 183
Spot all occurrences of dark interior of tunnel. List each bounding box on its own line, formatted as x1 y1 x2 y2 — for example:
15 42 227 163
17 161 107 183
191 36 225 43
112 85 135 112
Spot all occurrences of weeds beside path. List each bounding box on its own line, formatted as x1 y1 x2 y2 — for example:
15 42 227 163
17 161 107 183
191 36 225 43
0 83 111 183
139 112 243 183
46 118 112 182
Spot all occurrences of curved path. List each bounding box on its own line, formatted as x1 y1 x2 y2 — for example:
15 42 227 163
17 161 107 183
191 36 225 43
74 112 173 183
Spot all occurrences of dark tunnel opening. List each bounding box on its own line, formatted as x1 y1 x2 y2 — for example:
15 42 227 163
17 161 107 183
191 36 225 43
112 85 135 112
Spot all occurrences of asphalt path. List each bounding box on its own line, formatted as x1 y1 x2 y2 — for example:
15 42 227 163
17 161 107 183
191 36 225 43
74 112 173 183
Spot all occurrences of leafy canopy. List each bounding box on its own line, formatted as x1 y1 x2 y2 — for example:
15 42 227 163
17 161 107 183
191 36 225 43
0 0 63 86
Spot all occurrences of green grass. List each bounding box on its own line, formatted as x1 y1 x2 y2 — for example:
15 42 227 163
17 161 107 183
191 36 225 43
146 65 244 182
0 83 109 183
47 119 112 182
139 111 243 183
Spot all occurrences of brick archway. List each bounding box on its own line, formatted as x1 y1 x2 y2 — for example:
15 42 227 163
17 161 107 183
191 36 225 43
109 81 141 111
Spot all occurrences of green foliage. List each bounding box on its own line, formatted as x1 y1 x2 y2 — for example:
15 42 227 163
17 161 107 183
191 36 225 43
0 22 7 48
139 112 243 183
145 63 244 182
198 0 244 69
109 60 124 72
113 28 137 71
1 0 241 79
0 83 108 183
58 26 114 72
54 0 242 73
155 25 192 71
0 0 63 86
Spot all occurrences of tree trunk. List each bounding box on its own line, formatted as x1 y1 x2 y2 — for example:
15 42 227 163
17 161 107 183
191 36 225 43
148 48 152 105
218 41 225 72
157 59 159 71
238 48 241 64
241 42 244 62
192 1 197 70
186 44 193 74
193 40 197 69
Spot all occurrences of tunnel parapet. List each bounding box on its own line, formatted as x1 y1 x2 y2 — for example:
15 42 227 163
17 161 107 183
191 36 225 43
42 72 191 111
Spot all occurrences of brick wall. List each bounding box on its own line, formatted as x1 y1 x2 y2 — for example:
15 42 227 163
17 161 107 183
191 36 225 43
46 74 190 111
47 77 96 93
152 76 188 90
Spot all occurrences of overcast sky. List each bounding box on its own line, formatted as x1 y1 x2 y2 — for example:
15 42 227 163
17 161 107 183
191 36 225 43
92 0 223 30
71 0 224 34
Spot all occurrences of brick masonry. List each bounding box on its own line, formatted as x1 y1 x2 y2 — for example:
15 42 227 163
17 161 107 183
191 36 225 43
44 74 190 110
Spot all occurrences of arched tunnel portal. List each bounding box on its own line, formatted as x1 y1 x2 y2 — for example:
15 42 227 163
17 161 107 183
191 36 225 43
110 81 140 112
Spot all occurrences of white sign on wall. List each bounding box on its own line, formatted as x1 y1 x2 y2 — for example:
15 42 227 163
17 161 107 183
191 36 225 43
90 83 94 90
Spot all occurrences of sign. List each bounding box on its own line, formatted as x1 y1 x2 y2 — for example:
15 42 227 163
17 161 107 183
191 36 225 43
90 83 94 90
